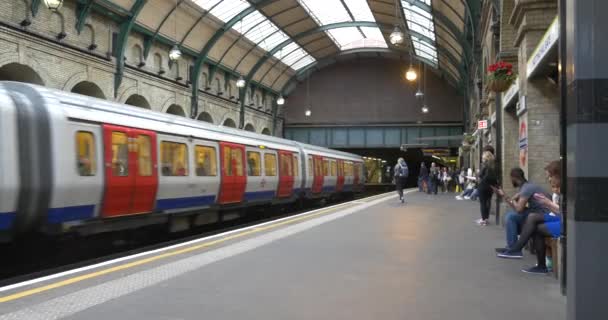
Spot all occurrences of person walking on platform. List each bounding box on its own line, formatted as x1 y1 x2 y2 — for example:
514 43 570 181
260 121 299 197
419 162 428 192
394 158 409 203
428 162 440 195
476 151 498 226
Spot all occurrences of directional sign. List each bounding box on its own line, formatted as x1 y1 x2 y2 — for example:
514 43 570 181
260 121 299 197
478 120 488 130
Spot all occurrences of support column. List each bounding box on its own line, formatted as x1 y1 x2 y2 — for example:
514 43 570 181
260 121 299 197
564 0 608 319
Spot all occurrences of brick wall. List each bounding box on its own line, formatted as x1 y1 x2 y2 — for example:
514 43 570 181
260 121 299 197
0 0 275 135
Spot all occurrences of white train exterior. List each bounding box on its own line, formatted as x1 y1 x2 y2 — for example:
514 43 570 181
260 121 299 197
0 82 365 241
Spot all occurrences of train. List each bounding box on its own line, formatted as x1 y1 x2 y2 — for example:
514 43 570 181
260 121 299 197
0 82 365 242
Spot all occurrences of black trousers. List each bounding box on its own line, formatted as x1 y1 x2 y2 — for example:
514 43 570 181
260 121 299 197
396 177 407 198
478 189 493 220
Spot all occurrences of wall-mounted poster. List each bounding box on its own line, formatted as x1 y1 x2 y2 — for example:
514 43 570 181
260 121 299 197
519 115 528 174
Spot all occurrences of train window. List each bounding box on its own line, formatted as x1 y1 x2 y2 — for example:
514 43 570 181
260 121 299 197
161 141 188 176
345 162 353 177
75 131 96 176
293 155 299 177
264 153 277 176
308 156 313 177
232 148 244 176
111 132 129 176
223 147 232 176
315 158 323 176
137 135 152 176
323 160 330 176
331 161 337 176
195 146 217 176
247 151 261 176
280 153 292 176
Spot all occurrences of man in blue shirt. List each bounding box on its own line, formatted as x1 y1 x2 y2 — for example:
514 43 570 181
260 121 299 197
492 168 550 256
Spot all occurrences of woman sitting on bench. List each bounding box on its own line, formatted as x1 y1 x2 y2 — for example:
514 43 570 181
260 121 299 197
496 160 562 274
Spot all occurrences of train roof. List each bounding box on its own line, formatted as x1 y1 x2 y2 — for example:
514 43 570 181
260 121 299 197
1 82 362 161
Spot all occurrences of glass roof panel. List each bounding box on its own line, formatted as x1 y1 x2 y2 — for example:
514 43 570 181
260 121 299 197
291 56 316 70
298 0 388 49
193 0 316 75
401 0 438 65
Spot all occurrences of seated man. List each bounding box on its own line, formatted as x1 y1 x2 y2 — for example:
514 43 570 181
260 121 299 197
493 168 551 255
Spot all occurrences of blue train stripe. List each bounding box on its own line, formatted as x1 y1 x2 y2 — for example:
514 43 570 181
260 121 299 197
244 190 276 201
48 205 95 224
322 186 336 192
156 195 216 211
342 184 353 191
0 212 15 230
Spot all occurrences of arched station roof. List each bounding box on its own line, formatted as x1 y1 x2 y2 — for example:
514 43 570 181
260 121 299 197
95 0 473 93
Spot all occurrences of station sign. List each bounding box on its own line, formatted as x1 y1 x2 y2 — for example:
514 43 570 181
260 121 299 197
478 120 488 130
527 16 559 78
502 77 519 108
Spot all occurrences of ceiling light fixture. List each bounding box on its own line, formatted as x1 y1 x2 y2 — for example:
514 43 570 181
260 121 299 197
389 0 404 45
169 44 182 61
44 0 63 11
236 76 246 88
277 95 285 106
406 65 417 82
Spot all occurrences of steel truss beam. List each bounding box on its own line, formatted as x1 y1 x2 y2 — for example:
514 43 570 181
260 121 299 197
113 0 146 97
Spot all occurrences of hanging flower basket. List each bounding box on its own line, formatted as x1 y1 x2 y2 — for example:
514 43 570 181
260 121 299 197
462 134 475 146
487 61 516 93
460 145 472 153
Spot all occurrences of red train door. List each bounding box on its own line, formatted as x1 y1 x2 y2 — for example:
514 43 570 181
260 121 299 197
102 125 158 217
354 162 361 186
336 160 345 192
278 151 294 198
312 155 324 193
219 142 246 204
131 129 158 213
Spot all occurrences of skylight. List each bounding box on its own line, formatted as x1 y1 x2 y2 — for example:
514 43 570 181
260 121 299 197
193 0 315 71
298 0 388 50
401 0 438 65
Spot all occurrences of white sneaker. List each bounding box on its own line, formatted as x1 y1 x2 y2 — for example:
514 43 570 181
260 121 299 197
455 196 464 200
464 196 471 200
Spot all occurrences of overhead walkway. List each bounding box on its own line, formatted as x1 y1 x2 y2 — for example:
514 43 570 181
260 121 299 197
0 192 565 320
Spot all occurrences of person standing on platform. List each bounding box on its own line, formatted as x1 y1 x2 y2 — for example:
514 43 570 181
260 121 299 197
419 162 428 192
394 158 409 203
428 162 440 195
476 151 497 226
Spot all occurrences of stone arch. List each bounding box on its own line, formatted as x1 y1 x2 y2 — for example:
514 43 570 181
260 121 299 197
125 94 151 109
227 82 234 100
244 123 255 132
71 81 105 99
261 128 271 135
166 104 186 117
197 112 214 124
200 72 208 90
222 118 237 128
0 63 45 85
215 77 222 95
154 53 164 74
82 24 97 50
131 44 144 67
255 94 261 108
50 11 67 40
16 0 31 27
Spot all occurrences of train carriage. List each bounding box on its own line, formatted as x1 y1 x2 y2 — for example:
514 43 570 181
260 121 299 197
0 82 365 242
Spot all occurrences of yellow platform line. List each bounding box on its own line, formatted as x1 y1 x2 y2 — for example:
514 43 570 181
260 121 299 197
0 199 372 303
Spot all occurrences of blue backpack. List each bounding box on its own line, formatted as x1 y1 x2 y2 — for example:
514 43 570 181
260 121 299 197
395 163 409 178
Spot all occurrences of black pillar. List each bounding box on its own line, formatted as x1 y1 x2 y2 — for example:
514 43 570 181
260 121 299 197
564 0 608 319
495 94 502 225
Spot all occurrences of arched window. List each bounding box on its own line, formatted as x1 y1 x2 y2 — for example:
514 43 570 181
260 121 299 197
197 112 214 124
223 118 237 128
71 81 105 99
0 63 45 85
125 94 151 109
166 104 186 117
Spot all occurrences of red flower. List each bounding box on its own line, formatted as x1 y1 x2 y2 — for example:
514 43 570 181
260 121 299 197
507 71 512 75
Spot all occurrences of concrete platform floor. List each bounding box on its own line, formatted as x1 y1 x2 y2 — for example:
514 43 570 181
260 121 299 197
0 192 566 320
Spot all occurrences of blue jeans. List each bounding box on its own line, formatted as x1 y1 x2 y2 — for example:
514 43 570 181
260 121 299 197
505 209 530 248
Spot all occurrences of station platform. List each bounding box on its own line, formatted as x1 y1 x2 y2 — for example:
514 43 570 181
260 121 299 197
0 192 565 320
